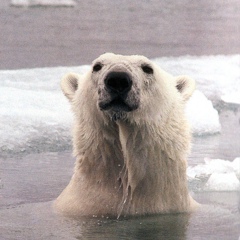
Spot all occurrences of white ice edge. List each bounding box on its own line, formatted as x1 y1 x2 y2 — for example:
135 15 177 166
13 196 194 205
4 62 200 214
187 157 240 191
185 90 221 135
221 93 240 105
11 0 76 7
153 54 240 104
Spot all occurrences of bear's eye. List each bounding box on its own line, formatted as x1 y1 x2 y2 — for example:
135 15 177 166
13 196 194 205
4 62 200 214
141 65 154 74
93 63 102 72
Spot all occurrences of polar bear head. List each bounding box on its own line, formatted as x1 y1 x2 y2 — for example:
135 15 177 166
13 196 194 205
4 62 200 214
61 53 195 124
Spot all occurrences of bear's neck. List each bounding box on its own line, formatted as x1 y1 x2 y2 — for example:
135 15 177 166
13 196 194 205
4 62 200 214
117 120 190 211
73 115 191 214
73 118 124 187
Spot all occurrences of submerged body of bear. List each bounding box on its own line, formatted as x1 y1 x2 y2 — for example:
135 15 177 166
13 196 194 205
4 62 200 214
54 53 198 217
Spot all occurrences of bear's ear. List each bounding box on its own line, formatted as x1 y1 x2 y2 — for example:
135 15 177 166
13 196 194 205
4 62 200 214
175 75 195 101
61 73 81 101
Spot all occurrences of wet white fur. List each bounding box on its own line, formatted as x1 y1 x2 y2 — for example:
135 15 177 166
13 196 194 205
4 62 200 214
54 53 198 217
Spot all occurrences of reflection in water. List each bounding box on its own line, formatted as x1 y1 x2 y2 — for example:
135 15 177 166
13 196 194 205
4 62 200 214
76 214 189 240
0 199 239 240
0 202 190 240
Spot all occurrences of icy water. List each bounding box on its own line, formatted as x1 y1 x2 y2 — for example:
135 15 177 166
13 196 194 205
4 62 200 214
0 0 240 69
0 0 240 239
0 199 239 240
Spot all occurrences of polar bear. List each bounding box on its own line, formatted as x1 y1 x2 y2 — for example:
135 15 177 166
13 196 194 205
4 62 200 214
54 53 198 218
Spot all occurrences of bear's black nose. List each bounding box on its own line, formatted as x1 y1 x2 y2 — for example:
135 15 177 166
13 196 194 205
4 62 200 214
104 72 132 94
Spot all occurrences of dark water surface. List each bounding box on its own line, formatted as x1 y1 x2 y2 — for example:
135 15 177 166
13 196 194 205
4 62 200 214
0 0 240 69
0 199 239 240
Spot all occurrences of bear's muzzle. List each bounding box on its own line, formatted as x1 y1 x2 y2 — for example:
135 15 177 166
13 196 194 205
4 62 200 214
98 71 139 115
105 71 132 95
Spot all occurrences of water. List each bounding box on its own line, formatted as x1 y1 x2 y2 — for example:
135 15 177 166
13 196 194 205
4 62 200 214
1 0 240 239
0 201 239 240
0 0 240 69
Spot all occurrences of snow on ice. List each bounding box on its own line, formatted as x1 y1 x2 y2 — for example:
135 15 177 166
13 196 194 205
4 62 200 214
11 0 76 7
154 54 240 102
185 90 221 135
187 158 240 191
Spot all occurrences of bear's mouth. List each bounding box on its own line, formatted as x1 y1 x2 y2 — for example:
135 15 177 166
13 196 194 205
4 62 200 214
99 97 134 112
